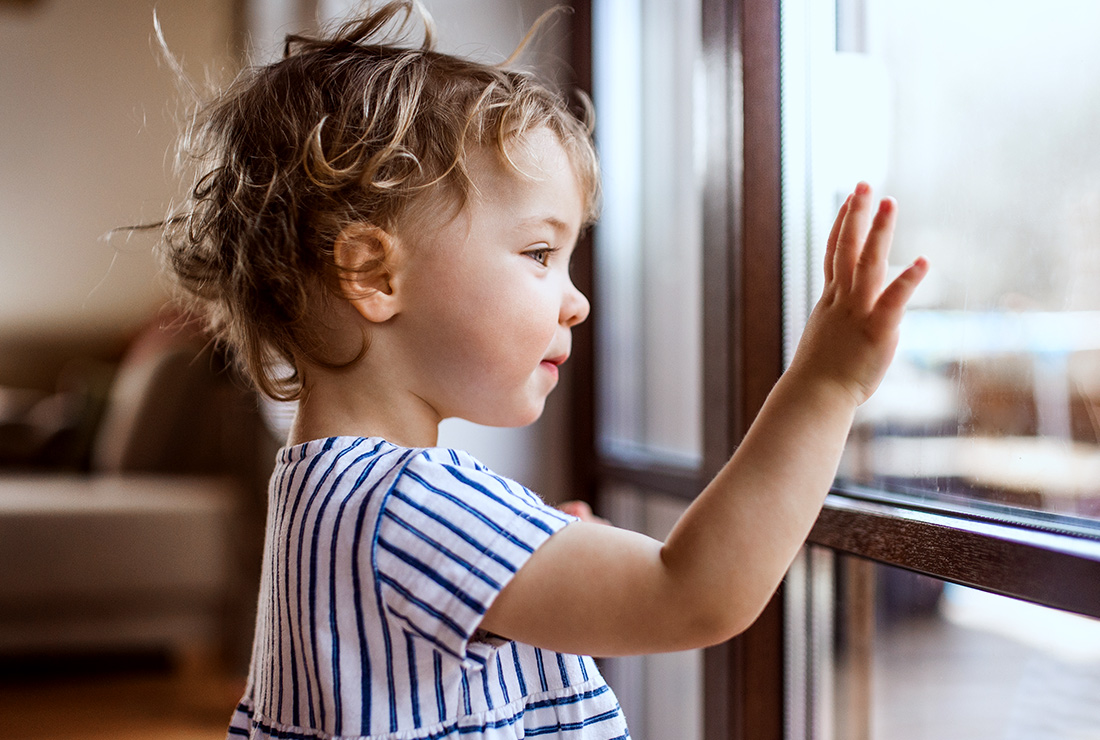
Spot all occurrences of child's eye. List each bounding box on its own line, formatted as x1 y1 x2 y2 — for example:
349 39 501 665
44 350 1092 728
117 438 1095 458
524 245 557 267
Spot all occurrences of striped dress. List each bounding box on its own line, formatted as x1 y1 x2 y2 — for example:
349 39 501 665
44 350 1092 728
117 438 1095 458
227 436 629 739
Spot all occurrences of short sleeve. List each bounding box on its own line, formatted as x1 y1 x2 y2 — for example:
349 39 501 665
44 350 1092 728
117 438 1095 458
374 449 575 667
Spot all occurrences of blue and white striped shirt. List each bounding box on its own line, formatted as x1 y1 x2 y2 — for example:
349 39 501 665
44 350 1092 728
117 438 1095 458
228 436 629 739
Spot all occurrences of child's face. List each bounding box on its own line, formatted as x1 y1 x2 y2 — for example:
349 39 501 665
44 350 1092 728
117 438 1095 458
392 127 590 428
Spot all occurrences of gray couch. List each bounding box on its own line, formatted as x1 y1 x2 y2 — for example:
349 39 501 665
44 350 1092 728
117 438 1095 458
0 318 270 663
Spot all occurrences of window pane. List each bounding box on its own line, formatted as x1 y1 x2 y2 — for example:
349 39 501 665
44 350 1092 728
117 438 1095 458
863 562 1100 739
789 550 1100 740
782 0 1100 523
592 0 703 465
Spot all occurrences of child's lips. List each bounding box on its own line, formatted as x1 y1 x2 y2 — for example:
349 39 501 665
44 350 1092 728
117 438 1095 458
540 354 568 378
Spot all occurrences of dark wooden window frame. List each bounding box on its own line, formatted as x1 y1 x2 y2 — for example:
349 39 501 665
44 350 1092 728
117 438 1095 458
571 1 1100 739
814 490 1100 619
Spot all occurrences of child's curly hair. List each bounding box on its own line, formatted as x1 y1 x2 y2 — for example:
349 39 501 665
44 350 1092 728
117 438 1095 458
159 0 599 402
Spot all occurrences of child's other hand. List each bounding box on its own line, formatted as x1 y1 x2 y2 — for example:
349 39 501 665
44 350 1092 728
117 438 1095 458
789 182 929 407
558 500 610 525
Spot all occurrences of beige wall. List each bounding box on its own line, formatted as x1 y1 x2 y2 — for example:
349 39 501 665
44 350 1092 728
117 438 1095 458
0 0 237 384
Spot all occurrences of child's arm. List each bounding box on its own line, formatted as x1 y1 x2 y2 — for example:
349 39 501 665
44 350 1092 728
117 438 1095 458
480 183 929 657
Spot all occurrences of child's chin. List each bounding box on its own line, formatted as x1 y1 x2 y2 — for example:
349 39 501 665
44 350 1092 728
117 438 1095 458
475 403 547 429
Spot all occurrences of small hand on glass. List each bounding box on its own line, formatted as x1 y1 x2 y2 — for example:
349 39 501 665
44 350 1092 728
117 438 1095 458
790 182 929 406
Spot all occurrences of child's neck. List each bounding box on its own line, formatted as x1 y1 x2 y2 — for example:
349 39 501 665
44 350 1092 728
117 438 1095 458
288 370 441 449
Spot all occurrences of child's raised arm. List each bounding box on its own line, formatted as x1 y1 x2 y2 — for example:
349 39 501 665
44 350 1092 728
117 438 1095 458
480 182 929 657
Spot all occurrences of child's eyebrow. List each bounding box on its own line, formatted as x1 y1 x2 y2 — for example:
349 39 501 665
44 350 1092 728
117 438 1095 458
518 215 573 234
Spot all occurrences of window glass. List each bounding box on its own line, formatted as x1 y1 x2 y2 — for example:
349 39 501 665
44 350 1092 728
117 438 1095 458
592 0 704 465
856 560 1100 740
788 549 1100 740
782 0 1100 523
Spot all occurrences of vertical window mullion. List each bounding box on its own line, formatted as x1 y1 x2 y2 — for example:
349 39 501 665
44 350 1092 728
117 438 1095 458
702 0 787 738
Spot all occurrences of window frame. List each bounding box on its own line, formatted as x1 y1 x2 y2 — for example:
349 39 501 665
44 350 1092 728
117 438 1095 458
574 0 1100 738
570 0 785 736
574 0 789 736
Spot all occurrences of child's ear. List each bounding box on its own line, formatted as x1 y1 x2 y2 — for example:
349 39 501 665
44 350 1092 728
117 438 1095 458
332 222 402 323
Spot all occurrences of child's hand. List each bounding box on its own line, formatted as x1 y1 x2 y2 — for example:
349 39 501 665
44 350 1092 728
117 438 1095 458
788 182 929 407
558 500 610 525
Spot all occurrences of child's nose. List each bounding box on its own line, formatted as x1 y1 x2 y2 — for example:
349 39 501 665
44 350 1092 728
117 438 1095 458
561 281 590 327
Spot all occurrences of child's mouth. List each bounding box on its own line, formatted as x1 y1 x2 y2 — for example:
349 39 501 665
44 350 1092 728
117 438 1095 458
540 355 567 379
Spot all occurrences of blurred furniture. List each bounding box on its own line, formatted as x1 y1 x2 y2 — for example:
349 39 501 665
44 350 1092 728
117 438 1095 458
843 310 1100 516
0 316 271 663
896 310 1100 440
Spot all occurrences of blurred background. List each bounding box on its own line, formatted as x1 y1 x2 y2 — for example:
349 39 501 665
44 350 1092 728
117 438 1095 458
0 1 574 737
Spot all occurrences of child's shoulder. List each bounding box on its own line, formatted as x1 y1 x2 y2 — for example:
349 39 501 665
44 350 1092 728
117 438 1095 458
377 442 570 528
399 445 534 503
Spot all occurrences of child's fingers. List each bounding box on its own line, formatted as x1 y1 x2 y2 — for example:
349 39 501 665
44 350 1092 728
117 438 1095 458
833 183 874 290
852 197 898 305
559 500 589 518
823 195 851 285
871 256 929 333
559 500 610 525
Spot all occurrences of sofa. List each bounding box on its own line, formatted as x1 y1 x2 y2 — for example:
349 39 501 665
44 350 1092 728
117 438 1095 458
0 316 272 665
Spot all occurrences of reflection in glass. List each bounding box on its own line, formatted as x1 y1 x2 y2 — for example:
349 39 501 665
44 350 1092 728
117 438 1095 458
782 0 1100 521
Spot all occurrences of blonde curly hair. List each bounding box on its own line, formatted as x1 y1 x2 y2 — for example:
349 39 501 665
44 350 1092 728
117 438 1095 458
159 1 599 401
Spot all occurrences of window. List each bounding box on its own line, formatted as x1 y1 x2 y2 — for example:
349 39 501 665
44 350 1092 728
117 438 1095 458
592 0 704 466
787 553 1100 740
783 0 1100 522
585 0 789 736
581 1 1100 739
781 1 1100 738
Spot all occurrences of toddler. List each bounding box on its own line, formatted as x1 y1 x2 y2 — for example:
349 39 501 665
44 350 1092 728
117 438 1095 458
156 2 928 738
